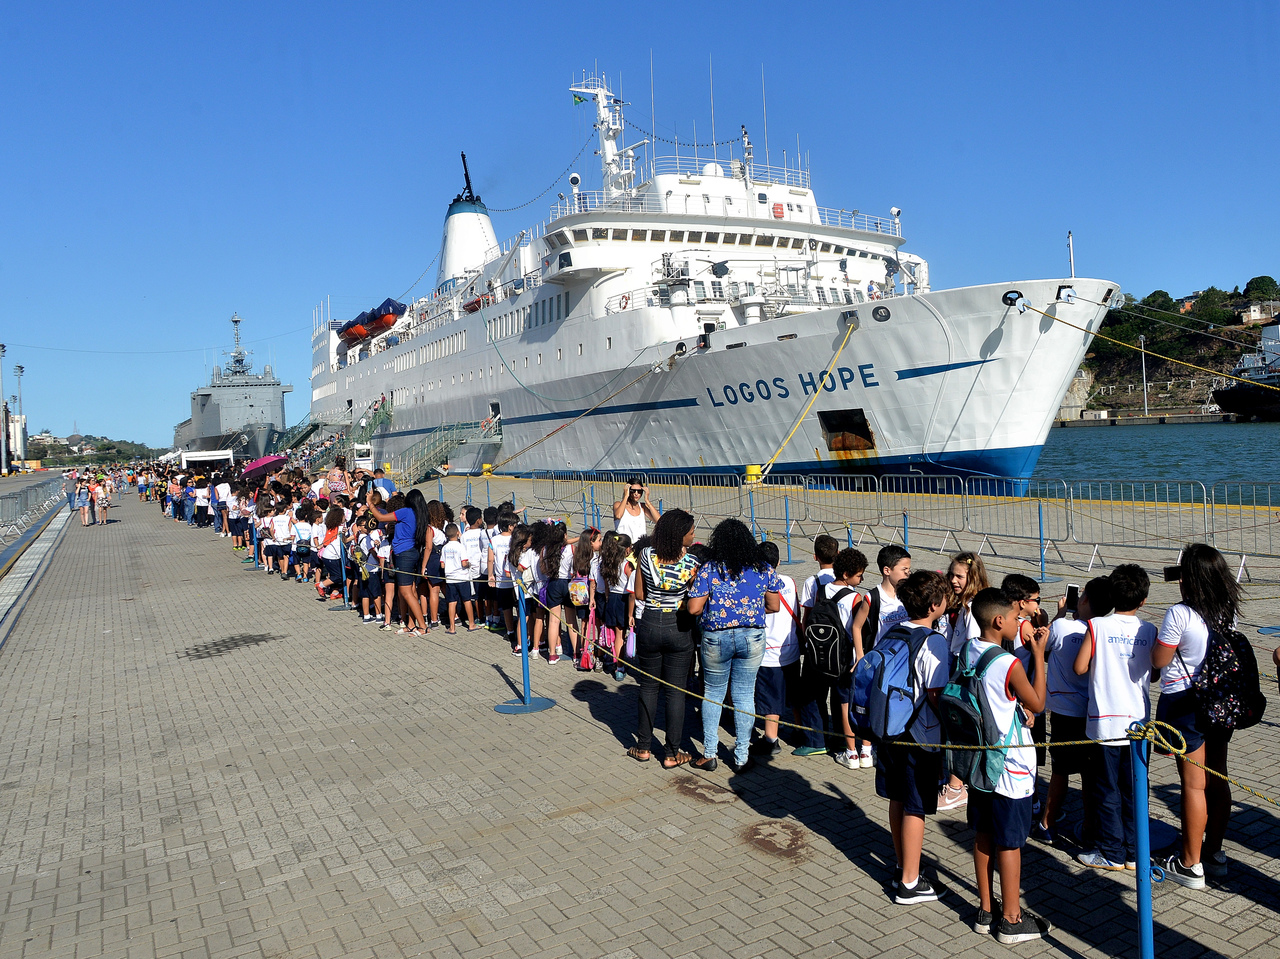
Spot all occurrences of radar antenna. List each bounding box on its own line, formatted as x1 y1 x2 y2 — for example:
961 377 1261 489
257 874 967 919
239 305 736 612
456 152 481 204
224 313 253 376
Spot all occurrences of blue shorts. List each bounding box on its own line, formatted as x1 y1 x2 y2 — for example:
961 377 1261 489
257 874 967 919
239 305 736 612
360 571 383 599
320 557 344 584
755 662 800 717
393 549 421 588
1155 688 1232 754
494 586 516 610
544 578 569 609
604 592 629 630
445 581 474 605
966 790 1034 849
875 741 943 816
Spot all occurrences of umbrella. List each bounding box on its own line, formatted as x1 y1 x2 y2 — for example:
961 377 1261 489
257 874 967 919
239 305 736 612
240 454 287 480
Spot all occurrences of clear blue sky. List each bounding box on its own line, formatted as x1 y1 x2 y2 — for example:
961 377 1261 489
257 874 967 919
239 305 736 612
2 2 1277 447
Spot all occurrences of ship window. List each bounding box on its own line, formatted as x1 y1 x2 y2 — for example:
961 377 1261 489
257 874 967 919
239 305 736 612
469 371 473 381
701 194 709 204
858 251 869 258
546 233 561 248
818 408 875 452
523 357 528 368
573 229 588 242
729 281 739 299
564 290 573 314
711 280 723 299
820 243 832 253
557 348 562 360
704 232 719 242
738 235 752 245
538 353 542 365
612 229 627 240
687 231 702 242
556 294 563 320
553 231 569 245
816 287 828 304
833 246 844 254
631 229 646 241
669 230 684 241
606 337 612 350
845 290 856 304
829 287 839 303
558 251 572 269
757 193 767 203
592 228 608 239
755 235 774 246
796 204 803 212
791 237 804 249
721 233 735 243
649 230 665 241
694 281 706 302
578 343 583 356
786 203 793 211
451 375 455 385
746 282 756 295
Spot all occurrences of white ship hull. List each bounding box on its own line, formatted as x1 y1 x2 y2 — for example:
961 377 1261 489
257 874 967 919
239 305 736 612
310 277 1114 479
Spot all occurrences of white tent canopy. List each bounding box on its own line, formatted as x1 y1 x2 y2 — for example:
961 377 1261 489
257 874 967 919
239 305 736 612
179 449 235 469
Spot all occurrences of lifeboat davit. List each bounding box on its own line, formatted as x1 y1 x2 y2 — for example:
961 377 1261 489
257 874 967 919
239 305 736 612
462 293 492 314
366 297 407 334
339 311 371 344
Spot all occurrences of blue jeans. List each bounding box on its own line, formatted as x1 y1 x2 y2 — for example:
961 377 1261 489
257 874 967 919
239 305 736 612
700 626 766 765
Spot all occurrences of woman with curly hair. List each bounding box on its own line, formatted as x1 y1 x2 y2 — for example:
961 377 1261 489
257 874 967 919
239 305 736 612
687 518 781 774
628 509 700 766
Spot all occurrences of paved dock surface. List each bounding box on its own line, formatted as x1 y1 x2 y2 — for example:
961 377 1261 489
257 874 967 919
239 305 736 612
1 496 1279 959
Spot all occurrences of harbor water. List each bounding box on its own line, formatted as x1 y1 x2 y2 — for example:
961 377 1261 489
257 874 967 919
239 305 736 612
1036 421 1280 484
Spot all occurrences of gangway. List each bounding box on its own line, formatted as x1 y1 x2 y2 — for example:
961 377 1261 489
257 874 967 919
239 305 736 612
388 419 502 487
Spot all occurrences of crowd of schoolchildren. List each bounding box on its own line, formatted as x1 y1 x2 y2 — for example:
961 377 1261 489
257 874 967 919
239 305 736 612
122 462 1262 947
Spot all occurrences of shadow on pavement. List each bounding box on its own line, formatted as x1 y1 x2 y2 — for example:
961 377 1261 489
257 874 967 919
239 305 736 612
178 633 282 660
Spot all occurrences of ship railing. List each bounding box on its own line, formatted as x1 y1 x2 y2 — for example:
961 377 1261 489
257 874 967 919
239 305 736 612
648 157 811 190
547 191 667 221
815 207 902 237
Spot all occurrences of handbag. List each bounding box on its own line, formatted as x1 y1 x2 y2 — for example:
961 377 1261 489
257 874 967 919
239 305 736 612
625 627 636 659
580 609 596 670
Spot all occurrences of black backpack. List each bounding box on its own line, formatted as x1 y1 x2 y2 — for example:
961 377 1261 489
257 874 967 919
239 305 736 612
1181 627 1267 732
861 587 882 654
803 587 857 682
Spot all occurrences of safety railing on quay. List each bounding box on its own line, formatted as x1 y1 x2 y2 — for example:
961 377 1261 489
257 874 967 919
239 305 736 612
512 470 1280 562
0 477 66 547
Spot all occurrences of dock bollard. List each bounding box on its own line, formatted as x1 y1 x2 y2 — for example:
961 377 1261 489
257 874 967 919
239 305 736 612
1129 722 1160 959
495 587 555 714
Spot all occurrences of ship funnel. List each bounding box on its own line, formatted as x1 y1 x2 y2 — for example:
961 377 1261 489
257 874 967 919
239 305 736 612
436 152 499 291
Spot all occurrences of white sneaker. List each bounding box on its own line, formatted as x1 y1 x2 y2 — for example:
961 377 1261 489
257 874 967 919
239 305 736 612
858 746 874 769
833 750 858 770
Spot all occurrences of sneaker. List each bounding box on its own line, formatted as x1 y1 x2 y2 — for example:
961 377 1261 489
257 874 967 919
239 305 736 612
511 646 523 657
362 615 375 623
750 737 783 757
1161 855 1206 890
1203 851 1229 879
858 746 874 769
1124 860 1137 871
996 912 1051 945
379 623 396 631
1077 850 1125 871
791 745 828 758
973 899 1001 935
1030 822 1055 845
832 749 858 769
548 655 560 665
938 783 968 810
316 583 326 599
613 667 626 681
894 877 939 905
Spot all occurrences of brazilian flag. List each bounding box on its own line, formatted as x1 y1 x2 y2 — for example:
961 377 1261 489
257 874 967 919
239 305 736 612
572 93 588 105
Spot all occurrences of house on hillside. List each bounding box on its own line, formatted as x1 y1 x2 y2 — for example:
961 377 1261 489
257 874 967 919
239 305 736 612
1177 292 1202 313
1240 301 1280 325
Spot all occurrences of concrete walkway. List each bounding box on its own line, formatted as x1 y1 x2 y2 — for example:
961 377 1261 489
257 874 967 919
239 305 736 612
0 496 1278 959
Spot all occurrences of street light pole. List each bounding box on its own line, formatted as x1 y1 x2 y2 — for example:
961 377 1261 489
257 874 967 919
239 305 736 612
12 365 23 462
1139 334 1149 417
0 344 7 475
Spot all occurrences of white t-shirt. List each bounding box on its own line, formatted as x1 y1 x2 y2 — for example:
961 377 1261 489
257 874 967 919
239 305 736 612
489 533 513 587
195 488 210 507
963 638 1036 799
292 521 314 551
460 527 487 579
442 541 469 583
615 507 646 541
226 494 241 519
819 580 863 640
905 626 950 747
589 554 602 593
609 561 633 594
1045 619 1090 717
1157 603 1211 695
874 585 909 644
359 531 383 572
518 548 541 587
1085 613 1157 742
763 574 800 668
216 482 231 503
270 514 292 543
316 526 343 561
945 603 981 656
799 569 836 609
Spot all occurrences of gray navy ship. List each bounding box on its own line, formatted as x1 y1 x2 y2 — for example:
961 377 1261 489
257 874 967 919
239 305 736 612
173 314 292 460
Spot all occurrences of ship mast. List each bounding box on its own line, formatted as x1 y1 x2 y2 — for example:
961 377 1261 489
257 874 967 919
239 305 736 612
225 313 252 376
570 72 645 199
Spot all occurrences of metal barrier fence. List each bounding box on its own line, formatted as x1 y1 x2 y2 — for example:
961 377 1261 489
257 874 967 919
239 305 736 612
0 477 65 546
507 471 1280 559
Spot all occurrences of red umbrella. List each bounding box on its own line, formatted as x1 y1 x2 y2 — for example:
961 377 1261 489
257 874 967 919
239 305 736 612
240 455 288 480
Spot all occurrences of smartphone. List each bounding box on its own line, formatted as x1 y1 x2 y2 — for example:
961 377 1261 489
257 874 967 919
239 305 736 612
1065 583 1079 613
1163 566 1182 582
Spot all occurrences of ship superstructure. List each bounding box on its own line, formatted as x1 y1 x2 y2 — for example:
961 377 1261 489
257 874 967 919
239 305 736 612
308 72 1120 479
175 314 293 459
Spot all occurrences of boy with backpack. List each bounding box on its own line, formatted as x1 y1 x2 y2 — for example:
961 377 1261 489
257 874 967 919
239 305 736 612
794 548 868 761
753 541 802 757
1072 564 1157 871
943 587 1050 943
851 544 912 652
863 569 951 904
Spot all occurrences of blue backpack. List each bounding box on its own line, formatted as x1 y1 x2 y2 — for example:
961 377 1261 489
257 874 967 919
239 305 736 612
852 624 934 742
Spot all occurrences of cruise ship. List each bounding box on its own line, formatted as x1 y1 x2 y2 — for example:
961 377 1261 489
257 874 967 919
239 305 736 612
308 73 1120 480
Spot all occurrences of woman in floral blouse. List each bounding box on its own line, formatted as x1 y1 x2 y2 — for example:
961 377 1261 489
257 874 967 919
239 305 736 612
688 518 781 773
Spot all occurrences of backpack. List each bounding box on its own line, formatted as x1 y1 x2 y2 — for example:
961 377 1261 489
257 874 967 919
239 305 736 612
861 587 882 653
1182 627 1267 731
938 642 1019 793
568 574 591 606
802 587 857 682
852 624 934 742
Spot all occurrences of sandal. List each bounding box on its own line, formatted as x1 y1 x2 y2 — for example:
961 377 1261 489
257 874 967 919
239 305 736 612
626 747 651 763
662 751 692 769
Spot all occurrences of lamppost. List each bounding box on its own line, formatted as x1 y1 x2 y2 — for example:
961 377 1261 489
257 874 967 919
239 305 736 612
12 365 23 462
1138 334 1149 417
0 344 7 475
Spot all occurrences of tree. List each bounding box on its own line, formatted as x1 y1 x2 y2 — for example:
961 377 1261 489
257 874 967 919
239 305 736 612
1243 275 1279 300
1141 290 1176 312
1191 286 1235 326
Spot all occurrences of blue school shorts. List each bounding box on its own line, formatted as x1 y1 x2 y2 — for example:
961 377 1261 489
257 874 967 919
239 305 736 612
967 790 1034 849
755 662 800 717
875 741 943 816
445 581 474 605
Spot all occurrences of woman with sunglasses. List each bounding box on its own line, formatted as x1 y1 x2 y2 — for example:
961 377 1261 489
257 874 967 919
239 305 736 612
613 477 658 542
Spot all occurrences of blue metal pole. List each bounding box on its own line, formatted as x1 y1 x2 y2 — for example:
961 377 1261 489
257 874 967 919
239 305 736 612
784 495 793 564
589 485 597 527
1130 723 1155 959
903 511 909 550
340 538 350 609
658 498 663 516
466 478 472 503
581 492 588 529
486 480 491 507
438 478 444 500
847 524 853 549
749 488 757 538
517 588 532 706
252 522 260 570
